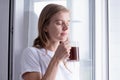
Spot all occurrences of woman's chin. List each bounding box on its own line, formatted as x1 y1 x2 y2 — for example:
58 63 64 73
60 38 68 42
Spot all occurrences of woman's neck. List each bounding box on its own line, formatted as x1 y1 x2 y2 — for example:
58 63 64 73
46 41 60 52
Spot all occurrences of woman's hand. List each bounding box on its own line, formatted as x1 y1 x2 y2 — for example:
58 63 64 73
54 40 71 61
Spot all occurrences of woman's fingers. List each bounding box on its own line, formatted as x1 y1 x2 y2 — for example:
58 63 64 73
55 40 71 61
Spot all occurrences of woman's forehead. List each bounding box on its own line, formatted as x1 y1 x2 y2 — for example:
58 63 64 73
50 11 70 20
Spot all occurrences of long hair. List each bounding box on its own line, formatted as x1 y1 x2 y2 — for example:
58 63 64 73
33 4 69 48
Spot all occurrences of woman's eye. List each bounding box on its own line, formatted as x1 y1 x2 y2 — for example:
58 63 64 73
55 20 70 26
56 21 62 25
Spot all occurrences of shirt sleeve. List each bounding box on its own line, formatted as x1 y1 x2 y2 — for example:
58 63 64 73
20 47 41 78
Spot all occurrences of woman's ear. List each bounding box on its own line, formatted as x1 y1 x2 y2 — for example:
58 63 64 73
44 27 48 32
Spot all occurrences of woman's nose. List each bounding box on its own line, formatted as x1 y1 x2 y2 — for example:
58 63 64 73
63 23 69 31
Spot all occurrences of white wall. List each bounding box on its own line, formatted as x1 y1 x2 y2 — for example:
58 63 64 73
0 0 9 80
109 0 120 80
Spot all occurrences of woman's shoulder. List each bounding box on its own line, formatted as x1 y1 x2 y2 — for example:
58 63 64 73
23 47 37 53
22 47 38 56
22 47 45 56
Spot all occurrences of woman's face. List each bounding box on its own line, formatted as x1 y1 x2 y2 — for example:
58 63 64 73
46 11 70 42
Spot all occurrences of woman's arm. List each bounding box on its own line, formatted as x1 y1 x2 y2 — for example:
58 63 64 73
41 41 71 80
22 72 42 80
41 55 60 80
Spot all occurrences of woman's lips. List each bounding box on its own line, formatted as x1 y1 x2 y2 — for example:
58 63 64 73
61 32 67 36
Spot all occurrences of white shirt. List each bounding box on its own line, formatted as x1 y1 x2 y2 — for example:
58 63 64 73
20 47 80 80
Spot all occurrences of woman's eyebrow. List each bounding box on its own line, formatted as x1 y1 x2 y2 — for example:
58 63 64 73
54 19 62 22
54 19 70 22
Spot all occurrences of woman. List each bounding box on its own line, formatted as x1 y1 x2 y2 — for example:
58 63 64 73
21 4 78 80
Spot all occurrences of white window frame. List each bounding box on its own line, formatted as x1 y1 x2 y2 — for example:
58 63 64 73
95 0 109 80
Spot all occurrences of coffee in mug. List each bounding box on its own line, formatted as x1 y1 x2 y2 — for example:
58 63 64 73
68 46 79 61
